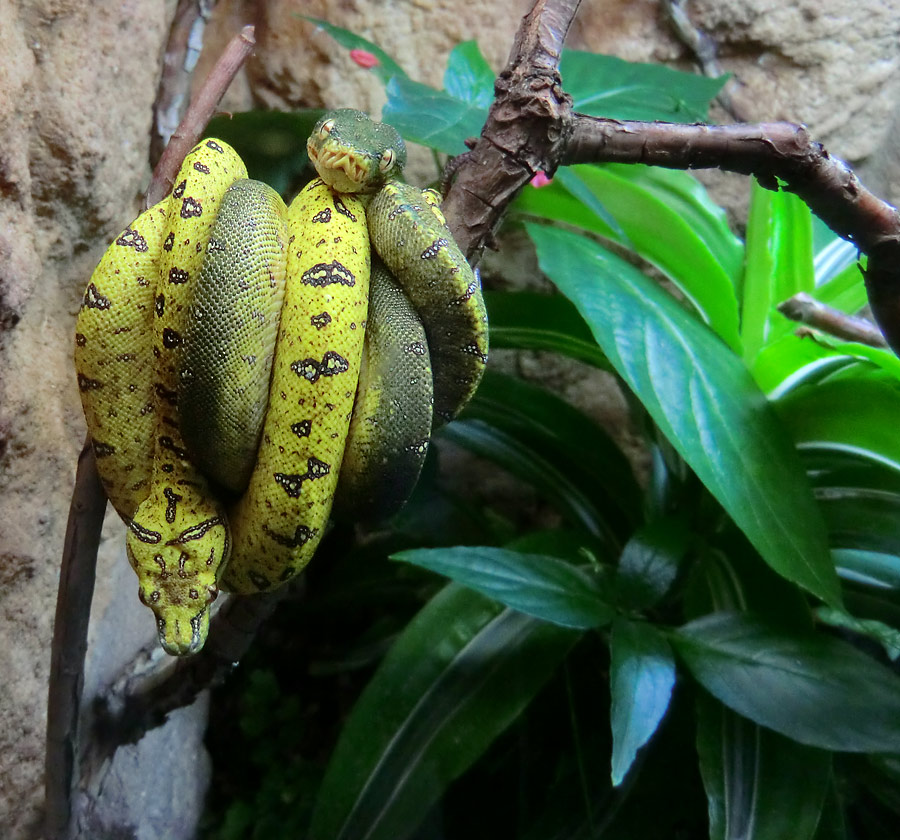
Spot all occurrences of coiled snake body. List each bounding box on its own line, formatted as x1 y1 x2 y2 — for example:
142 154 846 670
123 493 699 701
74 110 487 655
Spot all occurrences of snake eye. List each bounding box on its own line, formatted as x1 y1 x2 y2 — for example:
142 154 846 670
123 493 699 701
318 119 335 139
379 148 395 172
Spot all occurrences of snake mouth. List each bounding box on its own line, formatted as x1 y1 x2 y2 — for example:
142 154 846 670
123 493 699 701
307 138 372 191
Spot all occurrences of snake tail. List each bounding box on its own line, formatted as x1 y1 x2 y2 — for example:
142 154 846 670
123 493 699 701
334 255 433 522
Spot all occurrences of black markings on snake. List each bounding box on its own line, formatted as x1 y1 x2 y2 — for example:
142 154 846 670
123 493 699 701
175 516 224 544
158 435 188 459
82 283 110 310
116 352 136 362
290 350 349 383
189 588 199 599
274 457 331 497
263 523 314 549
168 267 189 284
173 179 186 199
332 196 357 222
162 327 182 349
127 519 162 545
205 139 224 153
163 487 182 523
405 340 427 356
116 227 149 252
163 232 175 251
248 571 270 590
155 384 178 405
312 208 332 223
180 197 202 219
77 373 103 391
207 237 226 253
193 161 211 174
452 280 478 304
155 294 165 316
92 441 115 458
291 420 312 438
462 342 489 363
310 311 331 330
301 261 355 287
421 238 449 259
75 333 86 347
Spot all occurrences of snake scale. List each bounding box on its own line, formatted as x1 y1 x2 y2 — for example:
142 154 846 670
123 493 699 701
74 110 488 655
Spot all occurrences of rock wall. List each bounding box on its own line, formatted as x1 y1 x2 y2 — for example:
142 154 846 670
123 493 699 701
1 0 899 835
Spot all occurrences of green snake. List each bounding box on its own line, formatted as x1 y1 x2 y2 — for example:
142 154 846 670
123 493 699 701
74 109 488 655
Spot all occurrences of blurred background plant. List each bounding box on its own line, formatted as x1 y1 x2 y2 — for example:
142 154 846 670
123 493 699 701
200 24 900 840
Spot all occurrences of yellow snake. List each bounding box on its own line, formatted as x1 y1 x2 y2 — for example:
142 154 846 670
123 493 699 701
74 110 487 655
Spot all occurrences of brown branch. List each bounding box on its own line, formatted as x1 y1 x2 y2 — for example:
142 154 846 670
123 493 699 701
44 437 106 840
144 24 255 209
778 293 888 348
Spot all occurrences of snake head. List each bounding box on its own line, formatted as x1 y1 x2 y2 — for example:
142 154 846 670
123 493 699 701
307 109 406 194
126 491 230 656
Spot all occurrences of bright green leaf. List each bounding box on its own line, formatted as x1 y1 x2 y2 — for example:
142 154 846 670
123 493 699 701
443 41 495 108
527 223 841 607
610 619 675 786
393 546 614 629
675 611 900 752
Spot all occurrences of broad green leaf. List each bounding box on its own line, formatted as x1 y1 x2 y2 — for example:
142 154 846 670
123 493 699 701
814 235 860 288
483 290 612 370
383 76 485 154
674 611 900 752
695 691 831 840
751 333 857 398
393 546 614 628
462 369 643 532
302 17 408 84
527 223 841 607
741 182 815 361
309 584 577 840
609 619 675 786
834 549 900 591
560 50 726 121
615 517 690 609
777 374 900 474
443 41 494 108
815 257 868 313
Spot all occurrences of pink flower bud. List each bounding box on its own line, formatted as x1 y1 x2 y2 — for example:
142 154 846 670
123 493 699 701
350 49 379 69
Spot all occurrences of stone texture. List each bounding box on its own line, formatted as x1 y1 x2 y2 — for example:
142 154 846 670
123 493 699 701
2 0 900 836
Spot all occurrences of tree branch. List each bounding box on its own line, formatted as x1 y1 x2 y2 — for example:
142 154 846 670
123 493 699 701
778 293 888 348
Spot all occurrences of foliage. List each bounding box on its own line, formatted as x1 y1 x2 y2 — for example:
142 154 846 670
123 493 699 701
202 26 900 840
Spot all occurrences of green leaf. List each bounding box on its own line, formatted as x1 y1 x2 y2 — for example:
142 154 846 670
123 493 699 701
383 76 485 154
741 182 815 361
527 223 841 608
301 17 408 84
609 619 675 786
483 290 612 370
393 546 614 628
695 691 831 840
674 611 900 752
615 517 691 609
816 606 900 661
443 41 495 108
751 333 857 398
777 374 900 474
560 50 726 121
309 584 577 840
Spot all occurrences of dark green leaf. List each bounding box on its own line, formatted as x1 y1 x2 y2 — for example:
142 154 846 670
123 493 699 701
443 41 495 108
816 607 900 661
695 691 831 840
301 17 408 84
483 290 612 370
309 585 577 840
674 611 900 752
383 76 485 154
393 546 614 629
560 50 726 121
615 517 690 609
527 223 841 607
609 619 675 786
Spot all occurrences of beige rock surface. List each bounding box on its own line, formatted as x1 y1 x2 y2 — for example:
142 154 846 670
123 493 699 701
2 0 900 836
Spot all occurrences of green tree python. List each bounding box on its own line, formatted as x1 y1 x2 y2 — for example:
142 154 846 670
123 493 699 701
74 110 488 655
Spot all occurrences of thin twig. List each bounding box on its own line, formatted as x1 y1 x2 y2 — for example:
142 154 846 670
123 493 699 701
778 293 888 348
44 437 107 840
144 24 256 209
